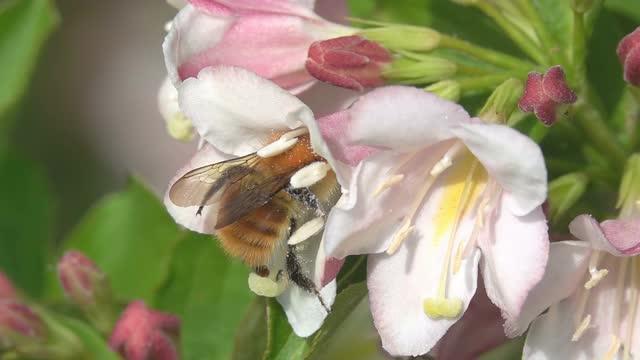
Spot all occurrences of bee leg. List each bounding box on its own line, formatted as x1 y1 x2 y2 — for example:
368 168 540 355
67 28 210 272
284 186 324 215
286 245 330 313
196 205 204 216
254 266 270 278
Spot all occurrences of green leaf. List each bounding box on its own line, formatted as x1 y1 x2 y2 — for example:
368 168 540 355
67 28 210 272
57 179 182 302
59 316 121 360
154 232 252 360
232 297 269 360
0 0 58 123
0 152 53 297
531 0 572 55
306 283 367 359
605 0 640 22
547 172 589 224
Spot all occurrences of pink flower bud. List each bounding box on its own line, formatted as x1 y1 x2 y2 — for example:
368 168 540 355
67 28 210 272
305 35 392 91
109 301 180 360
58 251 108 306
0 273 16 299
0 299 45 348
518 65 577 126
617 26 640 87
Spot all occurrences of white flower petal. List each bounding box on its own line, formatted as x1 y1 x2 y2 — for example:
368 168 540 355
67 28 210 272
569 215 623 256
164 144 232 233
347 86 470 152
277 279 336 337
479 193 549 328
178 66 314 156
504 241 591 336
452 123 547 216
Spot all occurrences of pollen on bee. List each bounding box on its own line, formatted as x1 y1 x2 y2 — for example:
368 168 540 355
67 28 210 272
248 270 289 297
290 162 332 188
257 137 299 158
288 217 325 245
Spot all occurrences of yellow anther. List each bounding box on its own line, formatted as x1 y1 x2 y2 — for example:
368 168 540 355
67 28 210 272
423 297 463 319
373 174 405 197
571 314 591 341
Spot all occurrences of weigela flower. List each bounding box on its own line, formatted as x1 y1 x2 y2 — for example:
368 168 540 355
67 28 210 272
109 301 180 360
0 273 15 299
321 86 549 356
164 65 367 336
514 215 640 359
0 299 45 349
617 26 640 88
305 35 392 91
518 65 577 126
163 0 355 94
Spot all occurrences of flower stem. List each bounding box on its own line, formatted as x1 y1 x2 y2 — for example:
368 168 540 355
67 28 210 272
573 98 626 170
439 34 535 72
570 10 587 86
474 1 547 65
516 0 564 65
458 73 522 93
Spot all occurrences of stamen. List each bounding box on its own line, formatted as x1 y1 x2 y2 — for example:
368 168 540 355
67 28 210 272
290 162 331 188
248 271 288 297
288 217 325 245
386 220 416 255
622 257 639 360
585 251 608 289
280 128 309 141
571 314 592 341
613 258 629 338
373 174 405 197
257 138 298 158
603 335 622 360
430 142 464 176
424 159 478 319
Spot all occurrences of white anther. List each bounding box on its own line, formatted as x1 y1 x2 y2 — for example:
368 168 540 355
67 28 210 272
585 269 608 289
386 221 415 255
290 162 331 188
373 174 405 197
257 138 299 158
248 272 288 297
288 217 325 245
571 314 592 341
280 128 309 141
164 20 173 32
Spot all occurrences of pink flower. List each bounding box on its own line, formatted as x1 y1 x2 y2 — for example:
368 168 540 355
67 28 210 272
513 215 640 359
0 273 15 299
617 26 640 87
518 65 577 126
320 86 549 356
0 299 45 348
305 35 392 91
163 0 355 94
163 66 365 336
109 301 180 360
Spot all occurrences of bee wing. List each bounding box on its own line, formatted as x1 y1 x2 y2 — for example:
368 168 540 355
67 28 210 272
168 153 295 229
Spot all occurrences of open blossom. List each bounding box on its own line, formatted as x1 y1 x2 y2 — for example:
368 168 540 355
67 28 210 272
514 214 640 360
320 86 549 356
163 0 355 94
164 66 367 336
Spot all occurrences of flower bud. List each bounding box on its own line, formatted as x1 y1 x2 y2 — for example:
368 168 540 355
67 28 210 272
518 65 577 126
479 78 523 124
383 55 456 84
617 27 640 88
425 80 461 102
58 251 115 335
0 272 16 299
0 299 45 349
109 301 180 360
358 25 441 52
305 35 392 91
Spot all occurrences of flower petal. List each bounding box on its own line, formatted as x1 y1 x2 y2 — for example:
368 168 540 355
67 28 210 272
346 86 471 152
599 217 640 255
569 215 624 256
164 144 231 233
178 66 314 156
478 194 549 328
189 0 318 19
452 123 547 216
323 143 451 258
504 241 591 337
277 279 336 337
368 245 481 356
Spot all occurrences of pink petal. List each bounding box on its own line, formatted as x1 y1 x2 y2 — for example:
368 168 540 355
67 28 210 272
452 123 547 216
518 72 544 112
569 215 624 256
164 144 232 234
346 86 471 152
617 26 640 65
599 217 640 255
504 241 591 337
189 0 318 19
623 46 640 87
541 65 577 104
478 195 549 330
